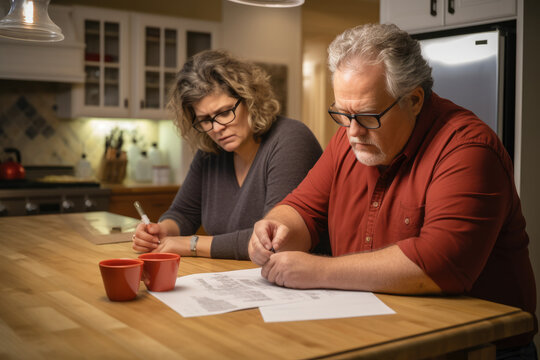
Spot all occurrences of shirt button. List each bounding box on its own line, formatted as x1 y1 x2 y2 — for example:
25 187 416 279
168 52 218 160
372 201 379 208
404 217 410 225
365 236 371 243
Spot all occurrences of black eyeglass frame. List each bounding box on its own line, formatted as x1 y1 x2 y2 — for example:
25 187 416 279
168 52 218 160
328 97 402 129
191 98 242 133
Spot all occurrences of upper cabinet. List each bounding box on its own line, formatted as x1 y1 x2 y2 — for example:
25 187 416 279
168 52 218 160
70 7 130 118
130 14 220 120
380 0 517 33
61 6 220 120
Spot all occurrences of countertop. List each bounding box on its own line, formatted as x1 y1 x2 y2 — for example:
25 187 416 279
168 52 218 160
0 213 534 359
100 180 180 194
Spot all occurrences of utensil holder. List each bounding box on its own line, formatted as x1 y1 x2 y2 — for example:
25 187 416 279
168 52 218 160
98 154 126 183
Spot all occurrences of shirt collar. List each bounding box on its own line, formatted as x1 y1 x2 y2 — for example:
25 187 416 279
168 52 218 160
398 92 438 161
381 92 438 176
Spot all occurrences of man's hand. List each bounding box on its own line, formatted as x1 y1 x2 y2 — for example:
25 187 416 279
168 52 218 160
248 219 291 265
261 251 325 289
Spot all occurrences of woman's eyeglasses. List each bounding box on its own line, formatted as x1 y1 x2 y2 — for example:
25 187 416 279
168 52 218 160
192 98 242 133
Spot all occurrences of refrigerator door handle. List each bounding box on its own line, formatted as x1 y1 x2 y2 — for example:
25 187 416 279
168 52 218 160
430 0 437 16
448 0 455 14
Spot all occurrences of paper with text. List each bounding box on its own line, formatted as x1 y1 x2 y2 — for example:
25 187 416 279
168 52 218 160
149 267 395 321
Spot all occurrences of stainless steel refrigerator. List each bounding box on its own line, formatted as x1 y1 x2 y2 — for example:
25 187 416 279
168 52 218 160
414 22 516 158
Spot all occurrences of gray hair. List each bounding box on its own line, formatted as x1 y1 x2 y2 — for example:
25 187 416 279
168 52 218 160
327 23 433 99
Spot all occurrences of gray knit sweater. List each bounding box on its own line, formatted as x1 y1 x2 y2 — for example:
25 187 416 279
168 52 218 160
159 117 322 259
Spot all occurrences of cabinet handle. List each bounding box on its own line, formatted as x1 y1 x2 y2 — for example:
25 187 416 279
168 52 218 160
124 98 129 108
448 0 455 14
430 0 437 16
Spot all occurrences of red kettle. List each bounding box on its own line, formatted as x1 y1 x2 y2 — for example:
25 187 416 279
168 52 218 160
0 147 26 180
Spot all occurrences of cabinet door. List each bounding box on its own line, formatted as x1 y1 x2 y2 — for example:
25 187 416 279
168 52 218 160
445 0 517 27
108 189 178 220
131 14 220 120
72 7 130 118
380 0 444 32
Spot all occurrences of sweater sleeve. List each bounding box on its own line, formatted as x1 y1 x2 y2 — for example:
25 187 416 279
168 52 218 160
158 150 203 235
210 119 323 259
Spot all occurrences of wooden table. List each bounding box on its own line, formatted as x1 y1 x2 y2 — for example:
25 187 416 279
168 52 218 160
0 213 534 359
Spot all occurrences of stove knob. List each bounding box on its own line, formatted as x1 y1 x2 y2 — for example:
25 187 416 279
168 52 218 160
25 200 38 215
84 195 96 211
61 197 75 212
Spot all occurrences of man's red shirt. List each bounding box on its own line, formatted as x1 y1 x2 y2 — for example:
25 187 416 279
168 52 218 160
281 93 536 346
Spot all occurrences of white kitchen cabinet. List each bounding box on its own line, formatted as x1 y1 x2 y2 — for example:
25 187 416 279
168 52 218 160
61 7 220 120
380 0 517 33
130 14 220 120
70 6 131 118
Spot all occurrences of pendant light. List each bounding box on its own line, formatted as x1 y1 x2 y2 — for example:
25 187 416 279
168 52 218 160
226 0 304 8
0 0 64 42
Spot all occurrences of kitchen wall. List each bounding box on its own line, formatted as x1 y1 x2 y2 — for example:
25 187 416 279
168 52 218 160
221 1 302 121
0 80 160 177
302 0 379 147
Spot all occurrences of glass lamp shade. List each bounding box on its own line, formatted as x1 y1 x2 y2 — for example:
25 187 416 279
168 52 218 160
0 0 64 42
226 0 304 7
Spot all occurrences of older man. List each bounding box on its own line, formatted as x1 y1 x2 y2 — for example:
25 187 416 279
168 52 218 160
248 24 537 356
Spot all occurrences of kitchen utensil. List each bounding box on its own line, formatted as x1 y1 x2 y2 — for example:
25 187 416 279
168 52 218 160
1 147 26 180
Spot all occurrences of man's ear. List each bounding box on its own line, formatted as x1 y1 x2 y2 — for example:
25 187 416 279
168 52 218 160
409 86 425 116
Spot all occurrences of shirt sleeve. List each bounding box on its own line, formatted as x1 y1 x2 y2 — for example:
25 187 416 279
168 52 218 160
398 144 514 293
279 128 345 247
158 150 203 235
210 120 323 259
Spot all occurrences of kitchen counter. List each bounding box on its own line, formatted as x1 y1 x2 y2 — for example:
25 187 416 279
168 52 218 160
0 213 534 359
101 180 180 192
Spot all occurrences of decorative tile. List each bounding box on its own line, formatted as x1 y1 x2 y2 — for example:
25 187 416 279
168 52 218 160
0 80 161 169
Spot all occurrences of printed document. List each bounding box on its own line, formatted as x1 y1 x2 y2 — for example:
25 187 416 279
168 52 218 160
149 268 395 321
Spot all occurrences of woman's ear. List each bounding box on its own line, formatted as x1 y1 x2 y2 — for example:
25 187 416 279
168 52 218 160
409 86 425 116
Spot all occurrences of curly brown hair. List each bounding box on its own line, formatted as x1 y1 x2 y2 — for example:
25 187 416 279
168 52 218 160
168 50 281 153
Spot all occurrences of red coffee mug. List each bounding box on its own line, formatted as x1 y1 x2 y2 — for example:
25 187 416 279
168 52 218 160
138 253 180 292
99 258 143 301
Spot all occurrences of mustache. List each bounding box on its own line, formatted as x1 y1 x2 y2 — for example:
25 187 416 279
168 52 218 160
349 137 376 146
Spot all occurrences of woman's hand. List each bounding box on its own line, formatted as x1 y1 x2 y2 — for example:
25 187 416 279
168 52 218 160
132 222 167 253
153 236 191 256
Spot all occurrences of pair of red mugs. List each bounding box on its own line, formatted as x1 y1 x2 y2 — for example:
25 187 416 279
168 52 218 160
99 253 181 301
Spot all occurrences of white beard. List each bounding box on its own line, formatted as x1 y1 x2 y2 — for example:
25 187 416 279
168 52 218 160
349 137 387 166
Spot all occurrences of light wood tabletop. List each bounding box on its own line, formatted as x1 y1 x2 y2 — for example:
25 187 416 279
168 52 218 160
0 213 534 359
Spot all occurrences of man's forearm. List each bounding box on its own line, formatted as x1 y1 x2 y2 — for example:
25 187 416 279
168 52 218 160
265 205 312 252
320 245 442 294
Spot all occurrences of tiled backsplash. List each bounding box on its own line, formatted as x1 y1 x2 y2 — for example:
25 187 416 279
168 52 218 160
0 80 162 176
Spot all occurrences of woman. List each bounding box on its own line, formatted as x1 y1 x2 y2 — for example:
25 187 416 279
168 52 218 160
132 49 322 260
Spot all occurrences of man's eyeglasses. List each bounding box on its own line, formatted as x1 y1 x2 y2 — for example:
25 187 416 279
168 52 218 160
328 97 401 129
192 98 242 133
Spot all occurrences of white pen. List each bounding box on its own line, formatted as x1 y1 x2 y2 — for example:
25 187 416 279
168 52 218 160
133 201 150 225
